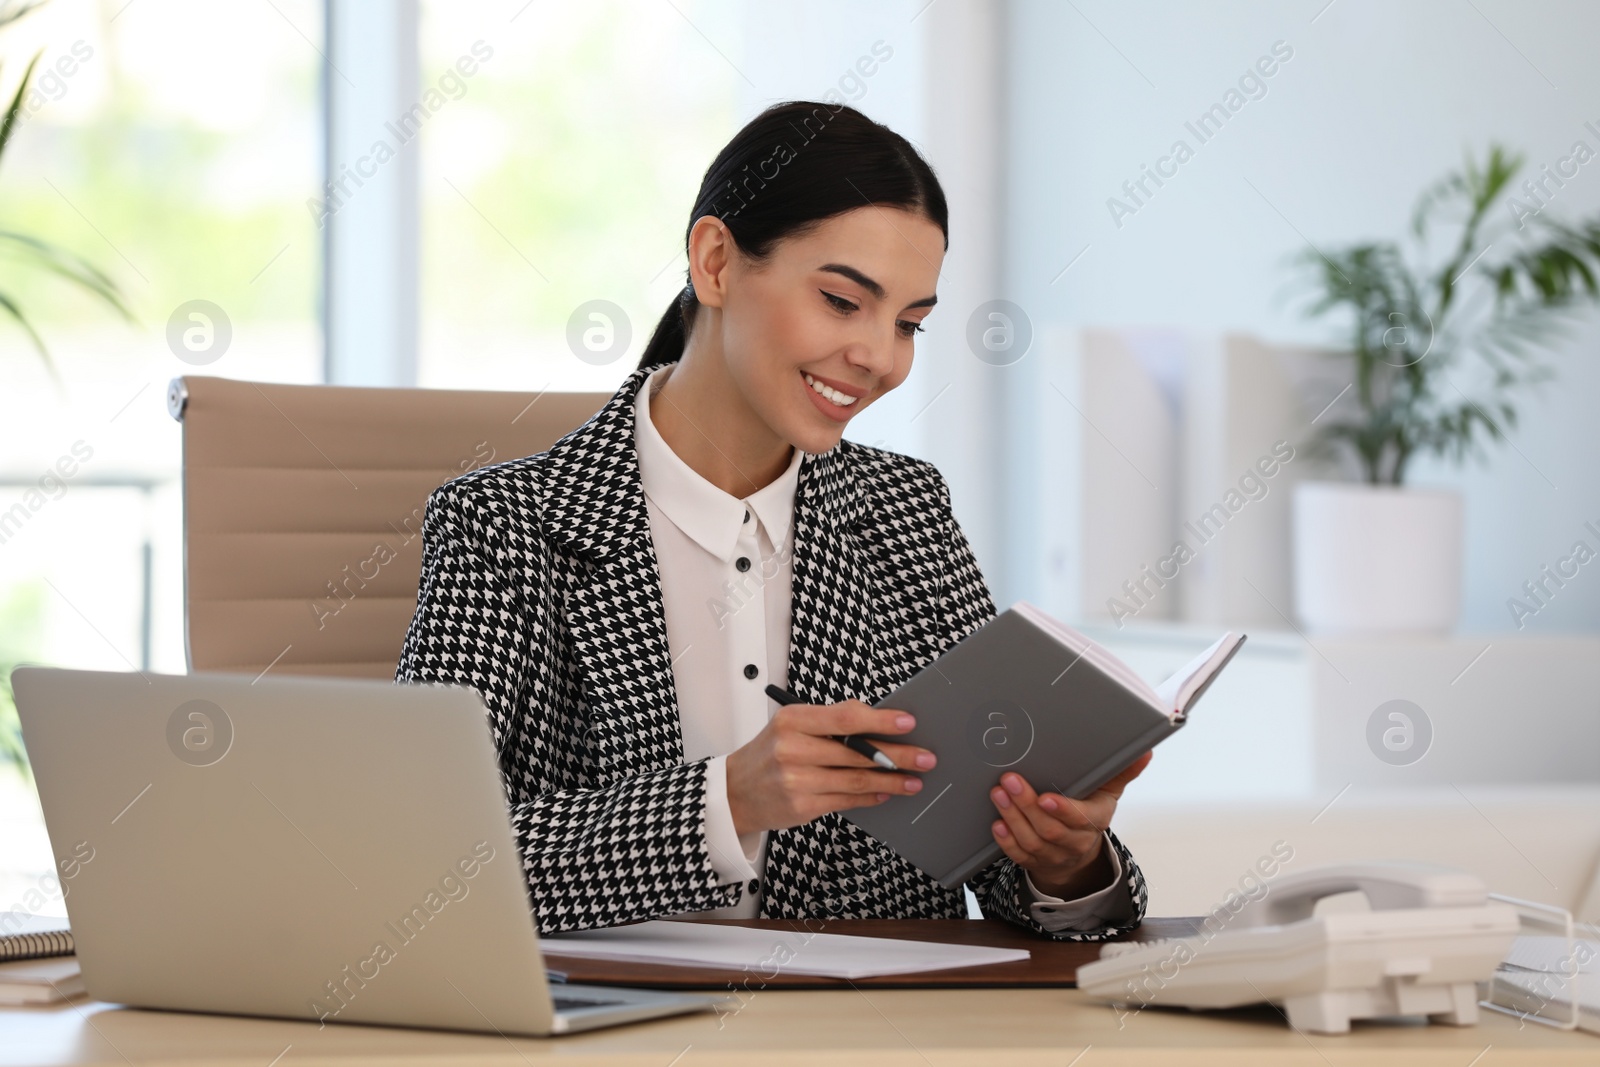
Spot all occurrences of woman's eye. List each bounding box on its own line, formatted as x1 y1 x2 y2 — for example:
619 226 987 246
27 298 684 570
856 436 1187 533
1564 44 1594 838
823 290 922 338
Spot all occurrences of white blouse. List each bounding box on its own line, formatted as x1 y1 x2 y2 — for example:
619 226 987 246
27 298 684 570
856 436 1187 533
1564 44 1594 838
633 364 1132 930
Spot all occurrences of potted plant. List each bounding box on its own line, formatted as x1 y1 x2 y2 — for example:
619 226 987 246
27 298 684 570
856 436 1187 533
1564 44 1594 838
1288 144 1600 634
0 0 132 390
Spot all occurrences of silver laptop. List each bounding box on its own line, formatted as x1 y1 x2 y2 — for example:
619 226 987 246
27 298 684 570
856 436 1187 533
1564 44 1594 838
11 665 729 1036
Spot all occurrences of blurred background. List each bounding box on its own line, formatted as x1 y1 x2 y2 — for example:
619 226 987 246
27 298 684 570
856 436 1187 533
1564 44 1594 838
3 0 1598 923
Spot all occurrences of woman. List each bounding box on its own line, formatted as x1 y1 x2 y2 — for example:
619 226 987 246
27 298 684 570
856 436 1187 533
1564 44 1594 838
396 100 1151 939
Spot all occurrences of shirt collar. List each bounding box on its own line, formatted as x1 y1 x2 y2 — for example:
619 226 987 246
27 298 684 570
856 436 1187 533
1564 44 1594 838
633 362 804 561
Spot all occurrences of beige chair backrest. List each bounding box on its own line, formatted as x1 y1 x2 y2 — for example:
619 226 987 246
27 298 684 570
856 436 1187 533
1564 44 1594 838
168 376 610 680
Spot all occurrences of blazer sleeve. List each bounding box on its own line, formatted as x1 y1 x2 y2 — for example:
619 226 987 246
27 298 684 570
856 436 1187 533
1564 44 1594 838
395 482 740 933
924 468 1151 941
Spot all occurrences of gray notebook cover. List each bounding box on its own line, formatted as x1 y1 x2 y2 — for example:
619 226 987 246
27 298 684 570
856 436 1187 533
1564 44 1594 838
842 607 1242 888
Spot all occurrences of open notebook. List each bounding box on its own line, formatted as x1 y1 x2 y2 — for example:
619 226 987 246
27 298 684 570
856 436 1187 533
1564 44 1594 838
1013 603 1246 727
844 600 1246 887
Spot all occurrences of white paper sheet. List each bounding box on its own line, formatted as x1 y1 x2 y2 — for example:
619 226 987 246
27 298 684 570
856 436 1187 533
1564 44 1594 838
1501 935 1600 975
542 920 1031 979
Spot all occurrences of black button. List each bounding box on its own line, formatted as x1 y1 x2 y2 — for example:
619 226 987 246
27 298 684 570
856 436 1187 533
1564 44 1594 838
743 664 758 679
736 556 751 572
747 879 759 894
743 509 751 523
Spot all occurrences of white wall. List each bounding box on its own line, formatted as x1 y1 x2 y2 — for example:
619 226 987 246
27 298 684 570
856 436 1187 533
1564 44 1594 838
1003 0 1600 632
738 1 1016 596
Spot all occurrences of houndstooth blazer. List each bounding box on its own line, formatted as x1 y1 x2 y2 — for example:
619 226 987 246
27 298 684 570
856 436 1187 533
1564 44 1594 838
395 360 1148 939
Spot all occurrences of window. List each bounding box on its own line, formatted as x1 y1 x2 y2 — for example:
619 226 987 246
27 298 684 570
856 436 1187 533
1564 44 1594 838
417 0 743 393
0 0 323 912
415 0 928 396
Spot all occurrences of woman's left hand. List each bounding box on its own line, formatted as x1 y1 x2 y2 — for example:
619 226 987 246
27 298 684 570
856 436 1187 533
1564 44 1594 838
988 751 1153 898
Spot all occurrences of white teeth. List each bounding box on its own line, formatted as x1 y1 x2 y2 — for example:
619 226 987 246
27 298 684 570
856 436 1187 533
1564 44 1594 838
803 372 857 407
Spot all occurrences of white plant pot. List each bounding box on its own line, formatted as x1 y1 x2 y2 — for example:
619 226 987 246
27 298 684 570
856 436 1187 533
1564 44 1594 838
1292 481 1463 635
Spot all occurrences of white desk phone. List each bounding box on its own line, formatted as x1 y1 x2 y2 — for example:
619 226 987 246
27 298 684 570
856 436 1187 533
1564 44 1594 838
1077 862 1523 1034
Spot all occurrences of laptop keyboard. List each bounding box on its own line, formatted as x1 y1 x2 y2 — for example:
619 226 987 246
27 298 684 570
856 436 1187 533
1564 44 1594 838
552 994 626 1012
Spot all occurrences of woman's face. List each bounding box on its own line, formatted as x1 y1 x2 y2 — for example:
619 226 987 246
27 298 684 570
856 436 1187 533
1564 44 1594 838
692 205 946 455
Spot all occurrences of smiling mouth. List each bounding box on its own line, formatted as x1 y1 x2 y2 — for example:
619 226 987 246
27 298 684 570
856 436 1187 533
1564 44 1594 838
802 371 859 407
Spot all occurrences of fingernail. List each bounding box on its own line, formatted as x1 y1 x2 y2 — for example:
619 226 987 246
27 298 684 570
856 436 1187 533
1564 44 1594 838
914 752 936 770
904 777 922 793
876 793 889 802
992 787 1011 809
895 714 915 730
1003 776 1023 796
994 822 1010 838
1040 796 1057 812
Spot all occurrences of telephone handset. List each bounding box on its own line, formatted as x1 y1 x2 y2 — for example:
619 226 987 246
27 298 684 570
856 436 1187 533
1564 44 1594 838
1077 862 1521 1034
1232 863 1495 926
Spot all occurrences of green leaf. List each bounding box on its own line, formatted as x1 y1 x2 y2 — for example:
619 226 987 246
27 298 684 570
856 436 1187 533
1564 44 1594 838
0 1 49 34
0 230 135 321
0 49 40 165
0 1 135 377
0 287 63 388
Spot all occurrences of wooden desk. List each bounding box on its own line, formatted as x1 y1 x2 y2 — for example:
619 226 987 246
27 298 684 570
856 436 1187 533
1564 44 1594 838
4 917 1596 1066
7 986 1595 1065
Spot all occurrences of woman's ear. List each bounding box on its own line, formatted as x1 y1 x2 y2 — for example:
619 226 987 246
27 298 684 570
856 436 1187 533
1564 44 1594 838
686 215 736 310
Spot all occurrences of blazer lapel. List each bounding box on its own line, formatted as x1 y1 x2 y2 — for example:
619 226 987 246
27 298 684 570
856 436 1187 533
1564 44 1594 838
541 365 684 780
785 446 878 705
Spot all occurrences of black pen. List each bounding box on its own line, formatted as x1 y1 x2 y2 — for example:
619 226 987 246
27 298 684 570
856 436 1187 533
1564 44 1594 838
764 684 899 770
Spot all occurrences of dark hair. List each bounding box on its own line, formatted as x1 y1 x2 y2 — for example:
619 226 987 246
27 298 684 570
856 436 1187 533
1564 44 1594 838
636 100 949 372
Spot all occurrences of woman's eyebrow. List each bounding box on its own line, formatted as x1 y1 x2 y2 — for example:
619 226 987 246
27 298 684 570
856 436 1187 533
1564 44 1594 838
818 263 938 310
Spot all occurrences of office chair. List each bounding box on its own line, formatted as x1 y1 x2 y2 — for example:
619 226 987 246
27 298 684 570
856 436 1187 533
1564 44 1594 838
167 376 609 680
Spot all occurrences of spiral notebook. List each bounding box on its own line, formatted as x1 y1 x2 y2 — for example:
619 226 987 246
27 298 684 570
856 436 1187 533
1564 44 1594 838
0 914 74 962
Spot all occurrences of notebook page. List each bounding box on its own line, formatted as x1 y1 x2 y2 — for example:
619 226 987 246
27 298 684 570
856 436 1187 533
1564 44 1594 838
1152 633 1242 715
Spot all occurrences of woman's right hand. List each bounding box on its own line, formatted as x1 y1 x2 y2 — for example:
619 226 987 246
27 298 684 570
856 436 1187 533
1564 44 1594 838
725 699 935 837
